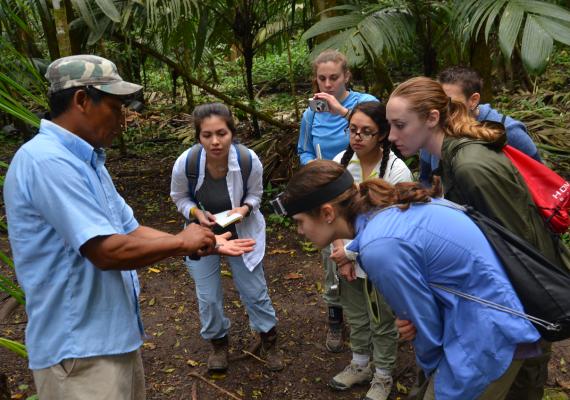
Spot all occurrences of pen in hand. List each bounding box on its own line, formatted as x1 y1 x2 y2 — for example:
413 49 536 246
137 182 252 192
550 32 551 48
197 202 216 228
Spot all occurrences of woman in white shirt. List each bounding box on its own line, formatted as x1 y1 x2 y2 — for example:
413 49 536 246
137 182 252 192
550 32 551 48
330 102 412 400
170 103 282 373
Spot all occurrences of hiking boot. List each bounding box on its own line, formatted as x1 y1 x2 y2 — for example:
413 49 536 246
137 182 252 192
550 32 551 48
329 362 373 391
260 327 284 371
207 336 228 372
326 322 344 352
364 373 393 400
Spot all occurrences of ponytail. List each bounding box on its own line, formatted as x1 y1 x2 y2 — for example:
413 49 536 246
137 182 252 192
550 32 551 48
356 176 442 213
282 161 442 225
444 99 503 141
390 77 504 143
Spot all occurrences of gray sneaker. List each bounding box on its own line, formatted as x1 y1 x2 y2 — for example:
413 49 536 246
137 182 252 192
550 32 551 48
364 373 393 400
329 362 373 391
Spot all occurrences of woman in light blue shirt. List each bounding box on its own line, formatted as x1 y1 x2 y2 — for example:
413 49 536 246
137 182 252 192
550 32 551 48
296 49 377 352
274 160 540 400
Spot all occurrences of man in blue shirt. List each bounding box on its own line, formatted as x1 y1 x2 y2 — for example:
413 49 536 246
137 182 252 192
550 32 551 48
3 55 254 400
419 66 541 185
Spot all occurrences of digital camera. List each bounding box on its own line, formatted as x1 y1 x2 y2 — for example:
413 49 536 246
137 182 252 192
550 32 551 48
308 98 330 113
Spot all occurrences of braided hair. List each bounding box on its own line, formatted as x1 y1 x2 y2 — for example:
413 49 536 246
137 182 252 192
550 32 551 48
340 102 393 178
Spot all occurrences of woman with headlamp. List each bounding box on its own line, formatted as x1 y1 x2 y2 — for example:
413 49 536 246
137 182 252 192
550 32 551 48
271 160 541 400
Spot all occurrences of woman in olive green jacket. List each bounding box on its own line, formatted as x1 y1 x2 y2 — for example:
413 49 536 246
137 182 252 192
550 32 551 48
385 76 568 400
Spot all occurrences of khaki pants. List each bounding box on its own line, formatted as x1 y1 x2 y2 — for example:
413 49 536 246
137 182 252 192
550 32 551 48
33 349 145 400
422 359 522 400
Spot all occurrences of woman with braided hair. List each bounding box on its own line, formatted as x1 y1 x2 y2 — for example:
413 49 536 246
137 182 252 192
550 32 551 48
327 101 411 400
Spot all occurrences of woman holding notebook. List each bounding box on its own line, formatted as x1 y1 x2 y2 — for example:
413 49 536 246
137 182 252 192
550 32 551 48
170 103 282 373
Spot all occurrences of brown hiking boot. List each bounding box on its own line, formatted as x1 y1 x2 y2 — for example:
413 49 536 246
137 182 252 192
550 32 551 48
260 328 284 371
207 336 229 372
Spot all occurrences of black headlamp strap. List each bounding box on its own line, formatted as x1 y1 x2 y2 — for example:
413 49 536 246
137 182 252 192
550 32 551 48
284 170 354 216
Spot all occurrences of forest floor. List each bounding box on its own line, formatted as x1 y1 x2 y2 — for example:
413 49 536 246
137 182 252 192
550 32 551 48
1 138 570 400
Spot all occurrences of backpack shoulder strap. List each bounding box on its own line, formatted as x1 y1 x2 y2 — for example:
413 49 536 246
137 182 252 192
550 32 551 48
233 143 253 204
185 144 203 201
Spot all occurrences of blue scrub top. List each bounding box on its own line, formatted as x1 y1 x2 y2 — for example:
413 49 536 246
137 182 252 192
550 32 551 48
348 199 540 399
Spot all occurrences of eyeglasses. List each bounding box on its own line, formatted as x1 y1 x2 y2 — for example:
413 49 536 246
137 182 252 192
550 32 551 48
344 126 378 139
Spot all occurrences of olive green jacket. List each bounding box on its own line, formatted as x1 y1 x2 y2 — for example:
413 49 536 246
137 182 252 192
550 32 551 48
437 135 568 269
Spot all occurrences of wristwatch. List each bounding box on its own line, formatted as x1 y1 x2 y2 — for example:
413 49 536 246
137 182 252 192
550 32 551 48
243 203 253 217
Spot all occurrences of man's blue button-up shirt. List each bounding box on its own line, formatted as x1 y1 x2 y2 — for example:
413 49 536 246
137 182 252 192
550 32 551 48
4 119 144 369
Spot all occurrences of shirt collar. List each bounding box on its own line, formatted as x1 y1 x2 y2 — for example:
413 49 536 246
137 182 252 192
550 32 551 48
40 119 105 169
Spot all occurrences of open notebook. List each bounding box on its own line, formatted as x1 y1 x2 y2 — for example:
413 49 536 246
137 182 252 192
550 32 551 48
213 210 243 228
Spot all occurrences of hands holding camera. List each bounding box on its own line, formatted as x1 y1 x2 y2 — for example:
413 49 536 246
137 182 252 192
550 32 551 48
312 92 350 118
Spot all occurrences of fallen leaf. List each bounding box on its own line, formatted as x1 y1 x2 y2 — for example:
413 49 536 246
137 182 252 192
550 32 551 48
221 270 232 278
268 249 294 255
208 372 226 380
163 367 176 373
556 377 570 390
143 342 156 350
148 267 161 273
396 381 409 394
11 394 24 399
285 272 303 280
186 359 199 367
148 298 156 306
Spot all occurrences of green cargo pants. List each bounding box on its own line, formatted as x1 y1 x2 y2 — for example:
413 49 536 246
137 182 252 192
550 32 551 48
339 275 397 371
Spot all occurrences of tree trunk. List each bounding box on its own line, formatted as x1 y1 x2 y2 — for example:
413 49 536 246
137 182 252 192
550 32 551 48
286 39 300 122
37 0 60 60
469 33 493 102
512 46 532 92
371 60 393 99
243 46 261 138
313 0 337 44
182 77 195 112
64 0 81 54
51 0 72 57
119 35 293 130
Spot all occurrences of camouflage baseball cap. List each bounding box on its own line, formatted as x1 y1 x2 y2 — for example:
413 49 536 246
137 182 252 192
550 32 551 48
45 55 142 96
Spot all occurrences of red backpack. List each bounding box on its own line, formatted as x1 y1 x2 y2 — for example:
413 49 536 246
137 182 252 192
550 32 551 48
503 145 569 234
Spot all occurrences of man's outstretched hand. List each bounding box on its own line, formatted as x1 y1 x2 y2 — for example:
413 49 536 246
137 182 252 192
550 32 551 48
214 232 255 256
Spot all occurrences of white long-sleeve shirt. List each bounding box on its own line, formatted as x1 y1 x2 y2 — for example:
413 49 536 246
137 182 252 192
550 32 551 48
171 145 266 271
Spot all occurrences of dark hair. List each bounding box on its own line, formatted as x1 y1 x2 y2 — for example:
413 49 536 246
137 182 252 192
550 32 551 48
48 86 105 119
438 66 483 99
192 102 237 142
390 77 503 142
340 102 392 178
283 160 442 224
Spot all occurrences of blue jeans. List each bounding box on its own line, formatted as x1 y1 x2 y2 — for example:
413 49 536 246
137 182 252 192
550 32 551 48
186 255 277 340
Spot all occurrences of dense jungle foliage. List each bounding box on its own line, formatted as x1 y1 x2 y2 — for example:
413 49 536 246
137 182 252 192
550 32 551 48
0 1 569 398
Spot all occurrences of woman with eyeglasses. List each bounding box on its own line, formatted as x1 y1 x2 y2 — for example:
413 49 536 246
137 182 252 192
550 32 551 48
296 49 378 354
327 102 411 400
